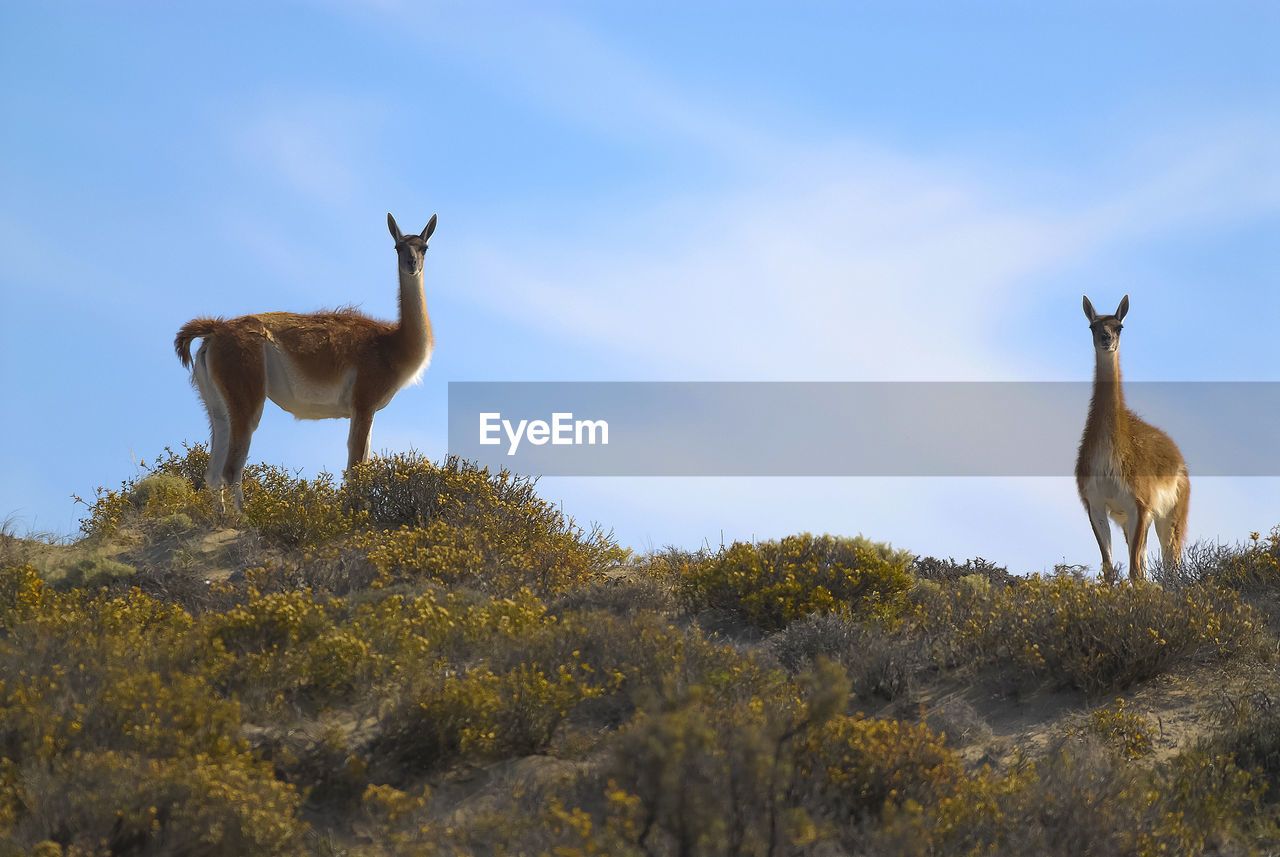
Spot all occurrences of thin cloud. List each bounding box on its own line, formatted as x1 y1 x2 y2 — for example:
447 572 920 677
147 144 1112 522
228 95 385 206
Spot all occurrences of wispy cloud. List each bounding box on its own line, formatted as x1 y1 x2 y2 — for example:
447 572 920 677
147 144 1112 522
225 4 1280 570
457 122 1280 383
228 94 385 206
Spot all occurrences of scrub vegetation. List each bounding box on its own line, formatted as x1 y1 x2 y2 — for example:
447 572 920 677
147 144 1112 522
4 444 1280 855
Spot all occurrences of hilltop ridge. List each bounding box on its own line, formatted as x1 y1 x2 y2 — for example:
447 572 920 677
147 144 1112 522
3 445 1280 855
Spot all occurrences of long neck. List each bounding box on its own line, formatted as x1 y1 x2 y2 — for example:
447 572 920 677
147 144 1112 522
395 267 433 359
1088 347 1126 436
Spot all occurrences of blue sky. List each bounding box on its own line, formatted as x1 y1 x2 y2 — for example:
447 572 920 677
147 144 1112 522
2 2 1277 571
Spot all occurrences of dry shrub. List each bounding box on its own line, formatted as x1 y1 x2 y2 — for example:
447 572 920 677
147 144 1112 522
912 554 1014 587
344 452 543 529
1203 691 1280 804
766 610 928 702
366 661 607 786
958 572 1262 694
873 735 1266 857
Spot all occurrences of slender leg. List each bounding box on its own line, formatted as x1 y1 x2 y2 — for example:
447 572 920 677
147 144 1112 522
210 341 265 513
1126 507 1152 583
223 399 264 511
207 413 231 514
347 409 374 471
1168 476 1190 569
194 347 230 513
1153 515 1176 575
1086 502 1116 583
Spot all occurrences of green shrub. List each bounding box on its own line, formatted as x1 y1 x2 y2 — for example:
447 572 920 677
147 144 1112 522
56 553 135 589
78 446 215 539
130 472 193 510
80 447 628 595
802 711 971 828
583 675 834 857
1173 528 1280 591
677 533 915 633
255 726 370 816
78 445 352 549
154 511 195 538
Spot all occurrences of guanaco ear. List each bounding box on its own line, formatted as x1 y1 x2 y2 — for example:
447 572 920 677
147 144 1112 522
1082 295 1098 323
387 213 403 242
421 214 437 243
1115 295 1129 321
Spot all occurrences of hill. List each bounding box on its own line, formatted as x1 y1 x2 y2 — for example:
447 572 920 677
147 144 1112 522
2 445 1280 856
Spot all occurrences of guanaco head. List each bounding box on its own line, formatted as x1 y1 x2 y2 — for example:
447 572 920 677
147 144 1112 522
387 212 438 277
1082 294 1129 353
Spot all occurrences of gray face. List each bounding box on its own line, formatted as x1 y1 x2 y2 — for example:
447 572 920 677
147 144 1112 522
387 212 437 277
395 236 427 276
1089 315 1124 352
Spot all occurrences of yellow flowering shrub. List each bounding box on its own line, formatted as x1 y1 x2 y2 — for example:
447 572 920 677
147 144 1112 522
35 452 1280 854
367 660 609 784
201 588 374 713
1084 698 1155 759
345 452 553 529
0 750 304 856
354 516 620 596
677 533 915 632
348 454 627 596
959 573 1261 693
802 713 971 824
0 564 44 630
239 464 358 548
0 580 304 854
81 446 627 595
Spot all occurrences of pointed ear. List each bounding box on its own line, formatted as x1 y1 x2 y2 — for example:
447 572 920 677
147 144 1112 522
1082 295 1097 323
387 213 403 242
1115 295 1129 321
421 214 437 242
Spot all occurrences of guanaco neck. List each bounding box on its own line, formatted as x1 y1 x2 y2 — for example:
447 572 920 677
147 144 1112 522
394 266 434 363
1087 347 1127 443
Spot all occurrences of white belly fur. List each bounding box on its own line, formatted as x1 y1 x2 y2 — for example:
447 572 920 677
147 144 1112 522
1083 443 1137 528
263 344 356 420
1082 441 1182 525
